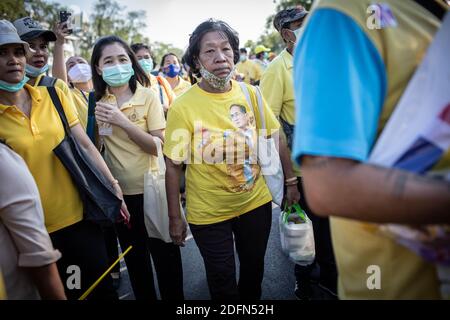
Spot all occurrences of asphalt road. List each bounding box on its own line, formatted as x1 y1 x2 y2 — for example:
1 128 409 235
117 205 300 300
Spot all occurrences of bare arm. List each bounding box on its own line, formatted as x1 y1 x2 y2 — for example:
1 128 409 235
274 131 300 206
51 22 70 83
301 156 450 224
165 158 187 246
27 263 66 300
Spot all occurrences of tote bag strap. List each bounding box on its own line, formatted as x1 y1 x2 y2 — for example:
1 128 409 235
149 137 166 176
238 82 266 130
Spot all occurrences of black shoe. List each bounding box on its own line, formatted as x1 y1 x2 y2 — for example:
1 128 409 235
294 282 312 300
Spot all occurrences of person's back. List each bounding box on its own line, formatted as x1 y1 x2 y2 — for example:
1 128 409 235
293 0 447 299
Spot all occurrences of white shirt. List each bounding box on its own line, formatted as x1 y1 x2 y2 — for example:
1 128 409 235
0 143 61 299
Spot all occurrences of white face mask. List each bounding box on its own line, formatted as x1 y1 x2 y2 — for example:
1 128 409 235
68 63 92 83
287 27 303 44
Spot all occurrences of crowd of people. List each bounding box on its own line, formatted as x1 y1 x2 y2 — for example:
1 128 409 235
0 0 449 301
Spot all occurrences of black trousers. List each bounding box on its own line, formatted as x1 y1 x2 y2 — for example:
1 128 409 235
103 225 120 274
294 178 337 293
190 202 272 300
50 220 118 300
115 194 184 300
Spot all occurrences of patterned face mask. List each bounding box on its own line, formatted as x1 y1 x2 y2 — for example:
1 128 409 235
198 61 235 90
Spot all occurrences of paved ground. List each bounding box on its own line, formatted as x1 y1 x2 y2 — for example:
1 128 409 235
116 205 334 300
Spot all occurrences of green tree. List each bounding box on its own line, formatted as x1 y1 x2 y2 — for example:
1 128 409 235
258 0 314 54
79 0 151 60
151 41 184 69
1 0 66 27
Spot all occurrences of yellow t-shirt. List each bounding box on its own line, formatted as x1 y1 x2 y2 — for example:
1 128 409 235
236 59 263 84
101 85 166 195
260 48 300 176
70 88 90 130
163 80 280 225
173 77 191 97
0 85 83 233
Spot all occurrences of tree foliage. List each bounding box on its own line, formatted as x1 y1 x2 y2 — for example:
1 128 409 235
252 0 314 55
0 0 180 63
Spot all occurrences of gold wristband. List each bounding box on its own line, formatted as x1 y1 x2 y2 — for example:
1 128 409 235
285 177 297 183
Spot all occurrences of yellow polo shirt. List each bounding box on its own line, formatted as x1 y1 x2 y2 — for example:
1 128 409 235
70 88 90 130
100 85 166 195
0 85 83 233
173 77 191 97
149 74 176 108
236 59 263 84
260 48 300 176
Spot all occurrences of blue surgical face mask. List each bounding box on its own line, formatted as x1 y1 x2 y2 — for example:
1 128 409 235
101 63 135 87
164 64 181 78
139 58 154 74
26 64 49 78
239 54 247 62
0 75 30 92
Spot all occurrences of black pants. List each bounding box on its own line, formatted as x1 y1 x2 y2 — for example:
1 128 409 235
115 194 184 300
190 202 272 300
294 178 337 293
50 220 118 300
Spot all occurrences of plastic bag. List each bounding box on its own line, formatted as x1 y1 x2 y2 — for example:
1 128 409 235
279 203 315 266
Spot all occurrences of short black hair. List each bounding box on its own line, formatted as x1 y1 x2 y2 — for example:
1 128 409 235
160 52 181 69
130 43 151 54
183 18 240 78
256 52 265 59
91 36 150 101
239 48 247 54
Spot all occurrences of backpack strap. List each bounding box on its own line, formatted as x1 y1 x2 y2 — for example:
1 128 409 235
156 76 174 105
38 75 57 87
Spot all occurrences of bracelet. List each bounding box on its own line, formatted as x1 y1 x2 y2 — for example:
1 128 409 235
285 181 298 187
285 177 297 183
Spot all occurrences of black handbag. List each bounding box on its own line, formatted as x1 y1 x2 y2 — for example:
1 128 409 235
47 87 122 226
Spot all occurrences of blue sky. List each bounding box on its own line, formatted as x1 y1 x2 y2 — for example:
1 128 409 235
54 0 278 50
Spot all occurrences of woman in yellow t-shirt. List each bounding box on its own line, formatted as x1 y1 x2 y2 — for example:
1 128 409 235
131 43 176 115
160 52 191 96
91 35 184 300
0 21 128 300
164 19 300 300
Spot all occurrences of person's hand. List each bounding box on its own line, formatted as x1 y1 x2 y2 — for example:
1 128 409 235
53 22 71 45
162 103 169 113
112 182 130 225
285 184 301 207
169 214 187 247
95 102 130 129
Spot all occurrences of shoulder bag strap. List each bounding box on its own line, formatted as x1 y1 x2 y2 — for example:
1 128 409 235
47 86 71 136
38 76 57 87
